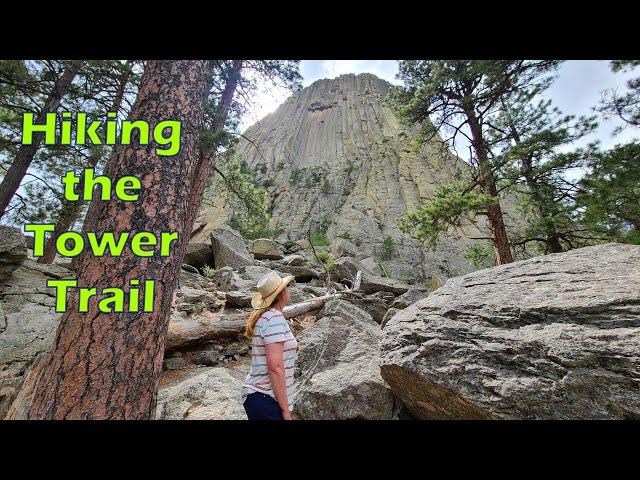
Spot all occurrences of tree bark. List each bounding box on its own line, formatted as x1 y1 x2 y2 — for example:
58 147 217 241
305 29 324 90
465 107 514 265
27 61 208 419
185 60 243 238
39 63 132 264
0 62 80 219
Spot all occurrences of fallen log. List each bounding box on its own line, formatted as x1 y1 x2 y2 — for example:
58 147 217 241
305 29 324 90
166 293 344 351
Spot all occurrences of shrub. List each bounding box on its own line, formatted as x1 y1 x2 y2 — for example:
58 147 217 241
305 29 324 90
202 264 217 278
381 235 395 260
310 232 329 247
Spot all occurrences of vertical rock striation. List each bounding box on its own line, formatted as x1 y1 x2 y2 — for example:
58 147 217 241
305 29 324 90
201 73 508 281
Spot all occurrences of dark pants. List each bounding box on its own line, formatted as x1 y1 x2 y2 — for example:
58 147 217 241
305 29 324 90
243 392 284 420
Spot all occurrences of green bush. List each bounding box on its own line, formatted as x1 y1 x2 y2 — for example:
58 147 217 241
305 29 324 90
381 235 395 260
310 232 329 247
202 264 217 278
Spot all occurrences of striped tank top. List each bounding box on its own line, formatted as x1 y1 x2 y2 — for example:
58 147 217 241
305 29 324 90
241 309 298 411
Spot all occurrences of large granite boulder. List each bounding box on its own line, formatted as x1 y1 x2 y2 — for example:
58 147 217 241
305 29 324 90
0 258 69 417
294 299 397 419
155 367 246 420
360 273 410 296
0 259 68 380
250 238 283 260
0 226 27 279
380 243 640 420
210 225 253 270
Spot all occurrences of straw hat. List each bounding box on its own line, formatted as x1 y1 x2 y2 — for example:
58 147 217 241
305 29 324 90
251 271 295 309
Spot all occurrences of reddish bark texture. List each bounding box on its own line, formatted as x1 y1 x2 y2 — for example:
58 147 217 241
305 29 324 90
465 107 514 265
185 60 243 238
27 61 208 419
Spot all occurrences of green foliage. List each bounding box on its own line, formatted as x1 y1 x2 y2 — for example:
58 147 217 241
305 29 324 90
314 249 335 270
343 162 360 175
490 89 599 254
399 183 495 249
598 61 640 130
465 242 496 268
202 264 217 278
290 168 303 185
309 232 329 247
381 235 396 260
389 60 561 262
577 142 640 244
0 60 140 226
321 178 330 193
377 261 391 278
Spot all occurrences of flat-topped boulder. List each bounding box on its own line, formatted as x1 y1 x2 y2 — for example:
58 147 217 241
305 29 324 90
380 243 640 420
250 238 283 260
210 225 253 270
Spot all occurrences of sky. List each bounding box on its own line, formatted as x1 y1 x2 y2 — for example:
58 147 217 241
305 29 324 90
239 60 639 151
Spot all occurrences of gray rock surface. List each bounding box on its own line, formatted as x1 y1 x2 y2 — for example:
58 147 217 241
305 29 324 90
210 224 253 270
360 272 410 296
392 285 431 309
197 73 517 282
294 299 397 419
155 367 247 420
0 226 27 279
0 259 66 379
250 238 284 260
380 243 640 420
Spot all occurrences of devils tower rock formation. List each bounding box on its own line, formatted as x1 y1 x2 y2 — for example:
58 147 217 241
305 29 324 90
196 73 511 281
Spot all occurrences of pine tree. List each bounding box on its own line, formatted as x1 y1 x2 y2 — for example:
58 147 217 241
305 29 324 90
37 60 138 263
27 61 209 419
577 142 640 244
390 60 559 264
0 60 81 219
598 60 640 129
490 90 600 254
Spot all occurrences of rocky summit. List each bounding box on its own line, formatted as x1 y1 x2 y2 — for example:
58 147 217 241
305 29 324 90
195 73 523 283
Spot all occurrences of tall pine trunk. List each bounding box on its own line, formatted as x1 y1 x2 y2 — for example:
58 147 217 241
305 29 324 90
27 61 208 419
0 62 80 219
466 109 514 265
38 63 132 264
186 60 243 238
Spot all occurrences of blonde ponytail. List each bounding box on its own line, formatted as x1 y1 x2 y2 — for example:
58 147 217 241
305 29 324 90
245 307 268 339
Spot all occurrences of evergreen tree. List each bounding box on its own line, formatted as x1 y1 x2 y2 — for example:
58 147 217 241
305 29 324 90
0 60 81 219
390 60 558 264
37 60 139 263
577 142 640 244
28 60 209 420
598 60 640 129
490 90 600 254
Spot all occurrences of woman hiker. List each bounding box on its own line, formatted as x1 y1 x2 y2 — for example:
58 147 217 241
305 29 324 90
242 271 298 420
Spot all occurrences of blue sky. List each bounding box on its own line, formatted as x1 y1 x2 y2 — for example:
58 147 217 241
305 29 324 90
241 60 639 152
